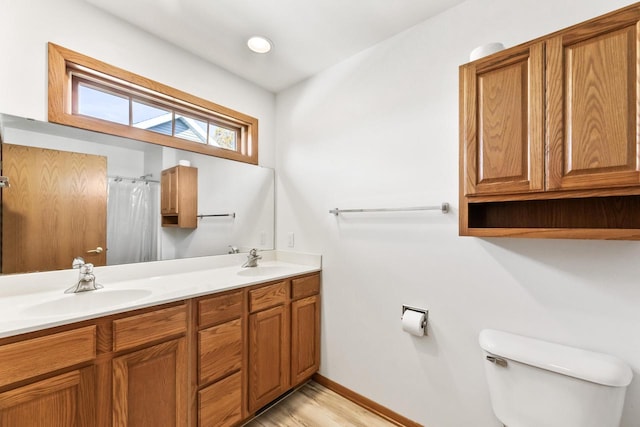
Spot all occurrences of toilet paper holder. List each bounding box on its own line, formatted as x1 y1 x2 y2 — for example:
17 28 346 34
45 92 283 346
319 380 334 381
402 305 428 329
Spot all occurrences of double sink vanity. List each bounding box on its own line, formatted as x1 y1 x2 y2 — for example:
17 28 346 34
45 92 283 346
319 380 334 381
0 251 321 427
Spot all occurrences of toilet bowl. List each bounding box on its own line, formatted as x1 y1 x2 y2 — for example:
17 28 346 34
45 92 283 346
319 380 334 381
479 329 632 427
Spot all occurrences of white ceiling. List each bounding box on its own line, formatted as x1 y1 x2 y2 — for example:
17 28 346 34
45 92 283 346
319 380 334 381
85 0 466 92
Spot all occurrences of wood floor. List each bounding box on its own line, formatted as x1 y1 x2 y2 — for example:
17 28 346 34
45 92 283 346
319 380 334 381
244 381 399 427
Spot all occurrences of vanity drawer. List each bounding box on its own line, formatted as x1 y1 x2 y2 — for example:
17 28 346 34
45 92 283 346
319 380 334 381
199 318 242 385
0 326 96 388
198 290 243 328
198 371 242 427
113 305 187 352
249 281 288 312
291 274 320 300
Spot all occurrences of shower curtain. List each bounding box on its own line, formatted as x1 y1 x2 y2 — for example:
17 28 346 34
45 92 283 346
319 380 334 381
107 178 159 265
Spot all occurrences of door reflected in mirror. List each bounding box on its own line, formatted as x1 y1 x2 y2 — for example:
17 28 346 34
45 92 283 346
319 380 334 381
0 114 274 275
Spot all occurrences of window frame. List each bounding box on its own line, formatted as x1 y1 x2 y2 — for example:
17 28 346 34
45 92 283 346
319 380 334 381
48 43 258 165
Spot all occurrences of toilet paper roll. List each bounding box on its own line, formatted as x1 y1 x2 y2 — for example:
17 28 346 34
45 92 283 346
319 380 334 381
469 42 505 61
402 309 425 337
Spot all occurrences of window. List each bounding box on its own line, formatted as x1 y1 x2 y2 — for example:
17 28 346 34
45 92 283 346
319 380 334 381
48 43 258 164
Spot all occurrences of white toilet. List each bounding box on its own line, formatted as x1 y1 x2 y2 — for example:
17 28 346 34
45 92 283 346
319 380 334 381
479 329 633 427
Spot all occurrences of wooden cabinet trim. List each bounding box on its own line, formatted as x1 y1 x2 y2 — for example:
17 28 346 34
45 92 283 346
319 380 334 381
198 290 243 328
0 326 96 389
113 304 187 352
248 281 288 313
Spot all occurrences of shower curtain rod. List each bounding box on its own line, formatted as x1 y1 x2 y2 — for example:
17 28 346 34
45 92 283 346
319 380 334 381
108 174 160 183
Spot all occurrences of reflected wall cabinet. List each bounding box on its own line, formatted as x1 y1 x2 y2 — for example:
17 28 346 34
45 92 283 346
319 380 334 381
460 3 640 239
161 165 198 228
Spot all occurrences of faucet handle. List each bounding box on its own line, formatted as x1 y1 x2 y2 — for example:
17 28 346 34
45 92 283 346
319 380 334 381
249 248 258 256
72 257 85 269
80 263 94 274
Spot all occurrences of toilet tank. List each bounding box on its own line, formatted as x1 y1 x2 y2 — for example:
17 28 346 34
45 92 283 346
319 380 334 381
479 329 632 427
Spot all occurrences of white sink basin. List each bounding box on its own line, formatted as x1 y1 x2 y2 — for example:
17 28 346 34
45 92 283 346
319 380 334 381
236 266 294 277
22 289 153 317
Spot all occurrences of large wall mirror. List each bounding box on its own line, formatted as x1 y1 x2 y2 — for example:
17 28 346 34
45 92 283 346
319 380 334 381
0 113 274 275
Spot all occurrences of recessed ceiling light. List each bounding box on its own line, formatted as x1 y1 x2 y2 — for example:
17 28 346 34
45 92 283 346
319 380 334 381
247 36 272 54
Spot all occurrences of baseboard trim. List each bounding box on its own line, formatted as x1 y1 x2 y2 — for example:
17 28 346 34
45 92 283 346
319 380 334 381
312 373 423 427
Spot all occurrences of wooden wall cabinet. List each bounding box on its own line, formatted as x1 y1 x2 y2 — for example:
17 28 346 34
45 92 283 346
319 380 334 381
161 165 198 228
461 42 544 197
0 271 321 427
460 3 640 239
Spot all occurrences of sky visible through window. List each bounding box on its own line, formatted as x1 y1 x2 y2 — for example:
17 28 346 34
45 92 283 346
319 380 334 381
78 83 237 150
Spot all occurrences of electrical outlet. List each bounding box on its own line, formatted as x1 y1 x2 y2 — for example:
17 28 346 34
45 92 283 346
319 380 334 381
260 231 266 246
287 232 295 248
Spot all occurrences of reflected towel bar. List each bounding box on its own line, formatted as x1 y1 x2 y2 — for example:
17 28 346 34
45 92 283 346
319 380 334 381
329 203 449 216
108 175 160 183
197 213 236 219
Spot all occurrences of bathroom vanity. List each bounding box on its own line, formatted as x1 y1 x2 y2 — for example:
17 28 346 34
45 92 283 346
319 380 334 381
0 252 321 427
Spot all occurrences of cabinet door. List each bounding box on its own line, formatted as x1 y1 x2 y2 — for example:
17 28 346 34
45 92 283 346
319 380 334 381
113 338 187 427
0 368 95 427
161 168 178 214
291 295 320 387
461 43 544 196
248 305 289 413
547 11 640 190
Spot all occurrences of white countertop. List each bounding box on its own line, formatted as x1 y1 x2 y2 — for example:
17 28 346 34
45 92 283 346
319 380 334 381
0 251 321 339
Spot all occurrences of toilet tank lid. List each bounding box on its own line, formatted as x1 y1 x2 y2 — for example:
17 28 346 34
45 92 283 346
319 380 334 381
479 329 632 387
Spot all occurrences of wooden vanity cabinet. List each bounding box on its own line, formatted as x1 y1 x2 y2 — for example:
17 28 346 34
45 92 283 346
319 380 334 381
161 165 198 228
111 304 189 427
460 3 640 239
197 290 244 427
247 281 290 413
0 326 97 427
0 270 321 427
246 273 322 413
0 367 96 427
291 275 321 387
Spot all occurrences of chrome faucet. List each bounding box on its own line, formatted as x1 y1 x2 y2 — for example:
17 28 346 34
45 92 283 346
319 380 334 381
65 257 103 293
242 248 262 268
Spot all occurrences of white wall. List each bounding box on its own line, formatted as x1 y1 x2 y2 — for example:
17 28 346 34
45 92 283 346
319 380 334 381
0 0 276 168
276 0 640 425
